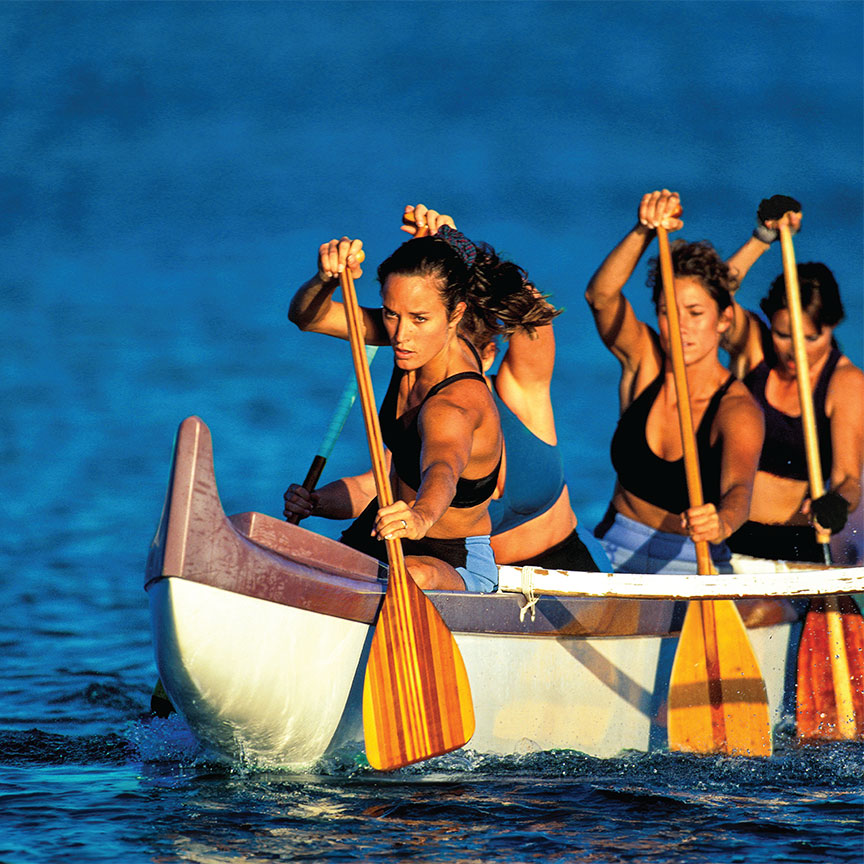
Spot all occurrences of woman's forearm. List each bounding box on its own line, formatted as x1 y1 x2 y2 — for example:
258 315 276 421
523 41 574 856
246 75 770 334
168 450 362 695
726 235 770 285
717 483 754 539
288 274 340 331
411 462 461 531
585 224 653 311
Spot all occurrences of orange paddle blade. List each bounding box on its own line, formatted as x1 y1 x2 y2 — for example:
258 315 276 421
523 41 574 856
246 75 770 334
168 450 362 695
668 600 772 756
796 595 864 741
363 573 475 770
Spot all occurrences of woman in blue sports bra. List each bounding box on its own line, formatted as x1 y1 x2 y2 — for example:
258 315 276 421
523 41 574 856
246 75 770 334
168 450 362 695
584 190 765 574
459 309 606 573
400 206 605 572
722 197 864 563
283 205 558 592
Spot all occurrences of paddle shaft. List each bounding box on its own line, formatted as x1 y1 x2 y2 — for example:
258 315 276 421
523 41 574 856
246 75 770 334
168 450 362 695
339 267 433 757
657 224 733 751
286 346 379 524
656 226 712 575
778 225 831 557
339 271 402 556
780 224 856 737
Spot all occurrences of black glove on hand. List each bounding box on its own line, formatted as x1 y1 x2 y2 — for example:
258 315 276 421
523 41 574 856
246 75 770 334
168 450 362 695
753 194 802 243
811 490 849 533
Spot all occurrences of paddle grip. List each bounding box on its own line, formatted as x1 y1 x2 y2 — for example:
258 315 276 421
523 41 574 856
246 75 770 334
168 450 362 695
286 454 326 525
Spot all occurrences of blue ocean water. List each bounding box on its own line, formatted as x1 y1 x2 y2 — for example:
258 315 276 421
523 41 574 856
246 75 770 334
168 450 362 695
1 2 862 862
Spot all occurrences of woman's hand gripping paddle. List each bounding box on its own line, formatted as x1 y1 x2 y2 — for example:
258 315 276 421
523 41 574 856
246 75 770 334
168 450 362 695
338 266 474 771
658 221 772 756
779 223 864 741
285 344 378 524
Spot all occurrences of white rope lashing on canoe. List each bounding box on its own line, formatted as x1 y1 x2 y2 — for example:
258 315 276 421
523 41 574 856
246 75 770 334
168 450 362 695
519 566 539 622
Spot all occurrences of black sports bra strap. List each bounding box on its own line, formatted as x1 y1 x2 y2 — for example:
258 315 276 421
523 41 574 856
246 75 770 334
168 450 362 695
697 373 735 441
717 373 735 400
423 371 486 404
459 335 484 372
815 345 842 404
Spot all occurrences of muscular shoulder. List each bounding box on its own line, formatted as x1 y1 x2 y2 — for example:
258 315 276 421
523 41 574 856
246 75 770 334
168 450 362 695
716 379 764 434
827 360 864 412
420 376 495 430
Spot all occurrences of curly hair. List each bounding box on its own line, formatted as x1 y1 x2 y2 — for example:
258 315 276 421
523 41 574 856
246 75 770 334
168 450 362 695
646 239 738 312
377 235 560 344
760 262 844 330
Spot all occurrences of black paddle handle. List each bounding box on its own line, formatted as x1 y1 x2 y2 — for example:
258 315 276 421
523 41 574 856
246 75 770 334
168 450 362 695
286 454 326 525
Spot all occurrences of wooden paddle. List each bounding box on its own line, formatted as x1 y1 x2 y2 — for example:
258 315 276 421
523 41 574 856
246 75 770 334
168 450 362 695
780 223 864 741
658 223 772 756
338 266 475 771
286 345 378 524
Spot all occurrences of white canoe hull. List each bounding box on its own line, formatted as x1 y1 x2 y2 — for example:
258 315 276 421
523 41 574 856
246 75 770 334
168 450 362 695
150 577 794 766
146 416 861 768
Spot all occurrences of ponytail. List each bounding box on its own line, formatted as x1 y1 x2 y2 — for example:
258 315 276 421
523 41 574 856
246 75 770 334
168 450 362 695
378 232 561 343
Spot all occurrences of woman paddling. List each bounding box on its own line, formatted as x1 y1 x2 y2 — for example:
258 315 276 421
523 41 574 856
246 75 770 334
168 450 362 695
722 196 864 562
405 206 606 571
584 189 764 574
284 213 556 591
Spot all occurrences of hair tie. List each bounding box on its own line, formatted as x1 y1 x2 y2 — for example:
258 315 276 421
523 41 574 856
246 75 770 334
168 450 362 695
436 225 477 269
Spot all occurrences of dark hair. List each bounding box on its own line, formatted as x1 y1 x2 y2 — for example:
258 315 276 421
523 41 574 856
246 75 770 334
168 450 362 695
646 239 737 312
760 262 844 330
377 235 559 343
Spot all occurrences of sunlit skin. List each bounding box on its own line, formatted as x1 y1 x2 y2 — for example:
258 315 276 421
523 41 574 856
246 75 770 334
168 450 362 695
381 274 456 373
585 189 764 547
656 278 733 370
768 309 834 382
289 205 579 567
392 207 578 563
724 210 864 532
472 337 581 565
283 213 503 590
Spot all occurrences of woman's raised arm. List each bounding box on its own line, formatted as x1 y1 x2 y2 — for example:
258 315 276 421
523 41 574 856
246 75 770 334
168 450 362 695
288 236 389 344
724 196 802 376
585 190 682 373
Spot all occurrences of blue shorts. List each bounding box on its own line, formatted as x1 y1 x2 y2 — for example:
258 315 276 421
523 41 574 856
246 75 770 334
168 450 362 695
342 506 499 593
596 512 732 575
401 533 498 593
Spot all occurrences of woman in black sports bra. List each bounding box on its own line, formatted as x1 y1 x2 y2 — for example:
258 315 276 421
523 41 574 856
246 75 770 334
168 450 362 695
722 197 864 563
584 190 765 574
283 205 558 591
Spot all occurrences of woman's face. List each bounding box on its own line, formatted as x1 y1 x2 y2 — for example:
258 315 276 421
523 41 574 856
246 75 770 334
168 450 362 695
657 277 731 366
381 273 463 370
770 308 834 378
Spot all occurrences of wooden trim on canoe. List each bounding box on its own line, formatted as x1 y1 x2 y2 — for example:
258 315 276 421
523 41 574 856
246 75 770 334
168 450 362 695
497 563 864 600
229 511 383 583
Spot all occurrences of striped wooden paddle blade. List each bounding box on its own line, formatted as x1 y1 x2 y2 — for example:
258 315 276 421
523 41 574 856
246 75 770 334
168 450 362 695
796 595 864 741
668 600 772 756
363 572 475 771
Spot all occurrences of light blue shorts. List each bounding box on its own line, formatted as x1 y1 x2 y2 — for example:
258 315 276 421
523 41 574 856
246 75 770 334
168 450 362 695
456 534 498 593
401 533 498 593
597 512 732 575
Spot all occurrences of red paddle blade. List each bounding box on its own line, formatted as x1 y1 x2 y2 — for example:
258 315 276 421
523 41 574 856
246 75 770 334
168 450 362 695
797 596 864 741
668 600 772 756
363 573 475 771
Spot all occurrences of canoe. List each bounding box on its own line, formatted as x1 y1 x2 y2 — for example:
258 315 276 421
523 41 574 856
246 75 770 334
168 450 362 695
145 416 864 769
